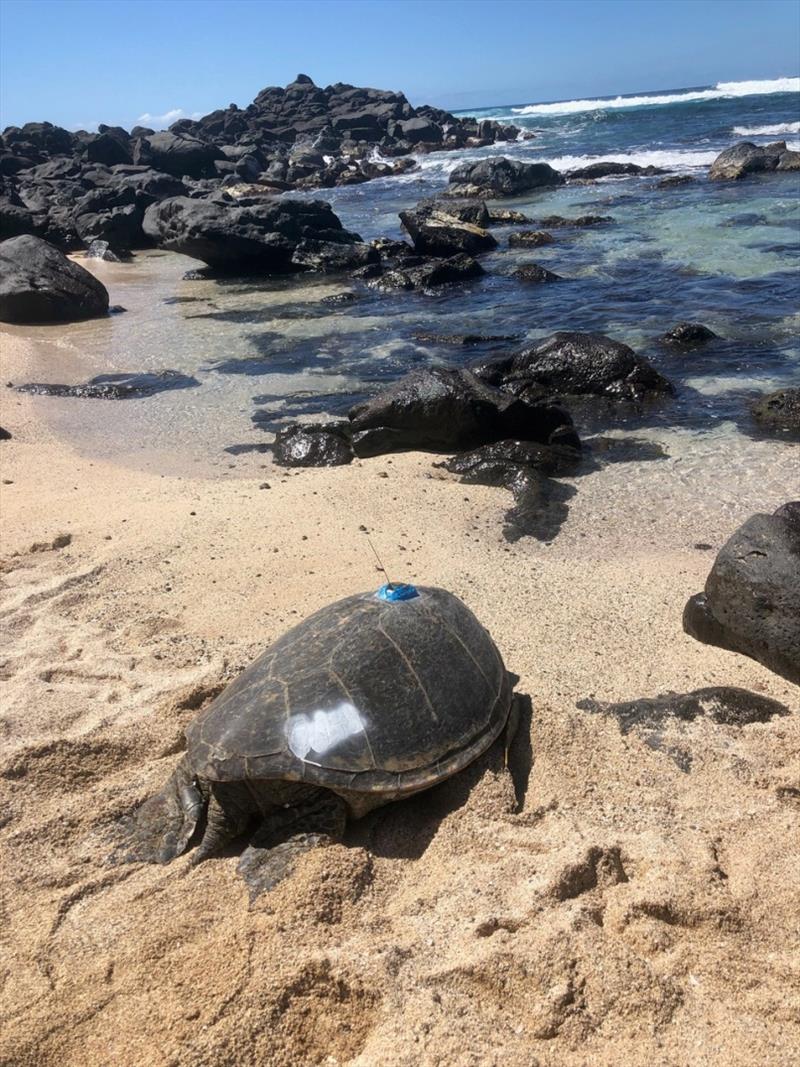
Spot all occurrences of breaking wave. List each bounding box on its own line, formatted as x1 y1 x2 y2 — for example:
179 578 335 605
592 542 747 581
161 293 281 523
732 121 800 136
511 77 800 117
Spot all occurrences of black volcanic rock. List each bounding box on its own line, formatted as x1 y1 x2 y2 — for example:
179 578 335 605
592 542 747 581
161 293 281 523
750 388 800 437
508 230 554 248
348 367 574 456
473 331 673 407
537 214 613 227
683 504 800 684
85 131 133 167
448 156 563 197
370 253 485 292
399 206 497 257
15 370 199 398
708 140 790 180
661 322 719 345
0 235 109 323
566 161 667 179
513 263 562 283
290 238 379 273
142 195 363 273
132 132 224 179
273 422 354 466
441 438 582 478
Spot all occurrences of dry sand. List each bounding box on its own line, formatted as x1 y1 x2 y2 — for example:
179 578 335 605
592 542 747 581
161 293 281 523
1 329 799 1067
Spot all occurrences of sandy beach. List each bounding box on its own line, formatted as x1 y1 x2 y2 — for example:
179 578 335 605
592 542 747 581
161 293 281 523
1 319 798 1067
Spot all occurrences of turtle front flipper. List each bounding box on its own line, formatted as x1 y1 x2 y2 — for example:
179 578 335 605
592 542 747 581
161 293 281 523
237 791 347 899
113 758 205 865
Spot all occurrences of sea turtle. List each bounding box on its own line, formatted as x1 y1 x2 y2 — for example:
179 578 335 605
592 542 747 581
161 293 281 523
119 583 517 896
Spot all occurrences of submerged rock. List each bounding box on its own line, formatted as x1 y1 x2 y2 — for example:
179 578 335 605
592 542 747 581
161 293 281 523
683 503 800 684
349 367 574 457
488 208 532 224
473 331 673 408
661 322 718 345
508 231 554 248
272 422 354 466
658 174 696 188
15 370 199 398
566 161 667 180
537 215 613 227
513 263 562 283
370 253 484 291
0 234 109 323
411 331 516 346
750 388 800 438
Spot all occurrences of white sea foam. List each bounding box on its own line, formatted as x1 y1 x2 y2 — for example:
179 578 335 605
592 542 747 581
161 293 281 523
732 121 800 136
511 77 800 117
539 148 720 170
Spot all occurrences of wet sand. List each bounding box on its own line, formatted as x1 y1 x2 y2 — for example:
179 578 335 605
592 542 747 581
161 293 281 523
1 327 799 1067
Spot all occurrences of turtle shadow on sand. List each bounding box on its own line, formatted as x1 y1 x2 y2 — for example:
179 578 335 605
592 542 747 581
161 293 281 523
350 692 534 863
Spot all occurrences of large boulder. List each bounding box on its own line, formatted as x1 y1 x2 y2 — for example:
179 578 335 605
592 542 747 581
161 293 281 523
683 503 800 684
0 234 109 323
133 132 224 179
85 131 133 167
473 331 672 407
448 156 563 197
708 141 787 181
142 195 363 272
348 366 574 456
399 206 497 257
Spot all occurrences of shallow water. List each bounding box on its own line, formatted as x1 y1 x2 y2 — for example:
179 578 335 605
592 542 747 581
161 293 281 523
2 82 798 544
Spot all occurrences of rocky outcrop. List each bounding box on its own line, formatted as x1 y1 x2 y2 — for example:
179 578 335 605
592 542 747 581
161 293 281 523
708 141 797 180
448 157 563 197
0 234 109 323
683 503 800 684
142 195 364 273
473 331 672 408
750 388 800 437
399 206 497 257
0 76 521 258
348 367 574 457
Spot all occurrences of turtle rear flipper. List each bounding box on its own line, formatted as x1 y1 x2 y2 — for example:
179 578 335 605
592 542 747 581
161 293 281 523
112 760 204 865
237 791 347 899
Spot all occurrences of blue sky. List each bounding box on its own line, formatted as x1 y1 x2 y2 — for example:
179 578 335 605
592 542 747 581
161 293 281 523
1 0 798 129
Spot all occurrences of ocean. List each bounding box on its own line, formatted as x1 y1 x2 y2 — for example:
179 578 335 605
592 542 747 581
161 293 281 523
7 75 799 541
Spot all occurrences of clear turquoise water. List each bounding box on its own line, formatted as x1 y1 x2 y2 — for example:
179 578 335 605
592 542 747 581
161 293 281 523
5 78 799 534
